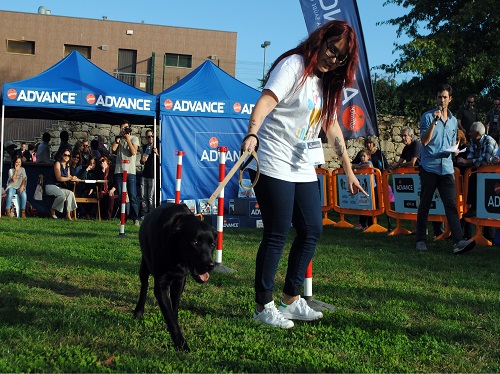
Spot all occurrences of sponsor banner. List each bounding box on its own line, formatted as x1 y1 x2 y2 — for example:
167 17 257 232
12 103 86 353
477 174 500 219
299 0 378 139
392 174 445 215
337 174 374 209
161 97 254 117
161 115 248 210
4 87 153 113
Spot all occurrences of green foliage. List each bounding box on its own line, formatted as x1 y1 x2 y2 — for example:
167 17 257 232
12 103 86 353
0 217 499 372
377 0 500 116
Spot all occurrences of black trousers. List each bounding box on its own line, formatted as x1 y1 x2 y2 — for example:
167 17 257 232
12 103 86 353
416 169 463 244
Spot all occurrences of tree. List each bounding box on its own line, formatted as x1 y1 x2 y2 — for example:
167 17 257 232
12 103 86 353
378 0 500 116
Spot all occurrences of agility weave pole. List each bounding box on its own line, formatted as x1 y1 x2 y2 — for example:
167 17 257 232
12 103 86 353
174 151 185 204
117 160 129 238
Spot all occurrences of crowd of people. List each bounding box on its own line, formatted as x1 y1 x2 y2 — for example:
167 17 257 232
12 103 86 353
2 122 159 221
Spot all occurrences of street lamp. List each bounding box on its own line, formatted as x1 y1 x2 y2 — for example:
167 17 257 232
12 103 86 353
261 41 271 81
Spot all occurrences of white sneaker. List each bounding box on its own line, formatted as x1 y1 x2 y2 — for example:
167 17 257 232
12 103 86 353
278 296 323 321
253 301 294 329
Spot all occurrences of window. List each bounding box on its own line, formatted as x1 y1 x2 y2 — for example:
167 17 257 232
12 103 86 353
64 44 91 59
164 53 192 68
6 39 35 55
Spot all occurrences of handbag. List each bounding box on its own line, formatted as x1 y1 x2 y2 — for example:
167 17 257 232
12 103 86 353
34 174 43 201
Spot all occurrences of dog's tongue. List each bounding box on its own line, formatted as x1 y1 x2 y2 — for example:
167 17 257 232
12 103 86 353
199 272 210 282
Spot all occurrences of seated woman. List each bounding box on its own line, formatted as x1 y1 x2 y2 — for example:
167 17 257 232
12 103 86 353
4 155 27 218
77 157 99 218
44 151 78 220
96 156 118 220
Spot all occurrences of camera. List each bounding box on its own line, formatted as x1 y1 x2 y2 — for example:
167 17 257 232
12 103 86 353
123 126 133 135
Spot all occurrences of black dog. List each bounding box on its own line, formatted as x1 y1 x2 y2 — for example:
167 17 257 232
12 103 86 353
133 203 217 351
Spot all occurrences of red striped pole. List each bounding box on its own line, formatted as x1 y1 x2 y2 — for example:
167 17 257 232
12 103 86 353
215 146 227 264
118 160 129 237
174 151 185 204
303 261 313 301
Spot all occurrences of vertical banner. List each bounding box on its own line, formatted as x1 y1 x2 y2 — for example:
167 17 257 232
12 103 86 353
299 0 378 140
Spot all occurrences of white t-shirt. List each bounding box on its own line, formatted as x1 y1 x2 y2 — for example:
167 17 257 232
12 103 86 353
249 54 323 182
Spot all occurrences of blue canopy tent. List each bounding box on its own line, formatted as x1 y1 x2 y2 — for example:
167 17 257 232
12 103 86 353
158 60 260 209
1 51 156 216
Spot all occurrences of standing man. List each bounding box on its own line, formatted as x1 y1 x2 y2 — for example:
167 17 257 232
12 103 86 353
387 126 421 171
485 97 500 143
112 120 140 226
140 129 159 218
457 94 479 140
416 83 475 254
36 132 52 163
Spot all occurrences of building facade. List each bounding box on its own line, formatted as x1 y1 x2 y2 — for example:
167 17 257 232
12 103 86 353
0 10 237 94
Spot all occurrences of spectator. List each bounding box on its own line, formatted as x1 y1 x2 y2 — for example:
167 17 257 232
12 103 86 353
352 149 375 230
416 83 475 254
90 139 101 159
458 121 498 218
15 142 31 162
36 132 52 163
29 143 37 163
4 155 27 218
81 139 91 167
54 130 72 161
77 156 99 218
457 95 479 140
140 129 159 217
44 150 78 220
69 151 83 177
97 135 110 157
485 97 500 143
4 141 18 162
111 120 140 226
352 135 388 171
96 156 118 220
387 126 421 171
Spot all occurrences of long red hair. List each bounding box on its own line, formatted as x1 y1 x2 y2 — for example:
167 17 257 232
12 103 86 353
265 20 359 131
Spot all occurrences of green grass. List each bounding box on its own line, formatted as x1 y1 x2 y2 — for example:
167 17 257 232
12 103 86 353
0 215 499 373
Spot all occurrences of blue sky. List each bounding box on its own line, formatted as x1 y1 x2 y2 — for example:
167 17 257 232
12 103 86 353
1 1 411 89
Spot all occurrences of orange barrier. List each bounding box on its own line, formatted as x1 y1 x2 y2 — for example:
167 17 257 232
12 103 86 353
382 167 464 240
316 168 336 225
331 167 387 233
463 165 500 247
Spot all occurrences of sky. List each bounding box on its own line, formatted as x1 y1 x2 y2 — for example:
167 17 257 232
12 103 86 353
1 0 411 89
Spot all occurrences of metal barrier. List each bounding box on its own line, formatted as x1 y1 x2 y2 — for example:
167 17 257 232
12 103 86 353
463 165 500 246
331 167 387 233
381 167 464 240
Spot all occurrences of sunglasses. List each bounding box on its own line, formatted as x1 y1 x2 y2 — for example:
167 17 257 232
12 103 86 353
72 155 80 159
63 153 71 157
468 101 474 104
99 159 106 163
325 42 348 66
146 135 154 138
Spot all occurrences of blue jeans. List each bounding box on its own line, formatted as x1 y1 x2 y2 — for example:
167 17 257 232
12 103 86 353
5 187 27 211
140 177 155 215
115 173 139 221
250 171 323 305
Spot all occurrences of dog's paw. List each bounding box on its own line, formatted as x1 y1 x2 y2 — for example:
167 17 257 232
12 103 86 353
174 341 190 352
133 309 144 319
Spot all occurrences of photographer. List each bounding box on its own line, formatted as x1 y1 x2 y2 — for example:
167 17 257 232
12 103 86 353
112 120 140 226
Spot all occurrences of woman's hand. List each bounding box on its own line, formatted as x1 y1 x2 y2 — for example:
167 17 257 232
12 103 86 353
241 134 258 153
346 170 368 196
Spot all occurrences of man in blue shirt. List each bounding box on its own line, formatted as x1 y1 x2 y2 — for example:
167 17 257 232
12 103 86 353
416 84 475 254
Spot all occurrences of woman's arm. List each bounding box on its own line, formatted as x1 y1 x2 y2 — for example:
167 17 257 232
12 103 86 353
325 120 367 195
241 89 278 151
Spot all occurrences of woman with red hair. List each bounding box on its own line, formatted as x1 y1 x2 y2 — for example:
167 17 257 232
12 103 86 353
242 20 366 329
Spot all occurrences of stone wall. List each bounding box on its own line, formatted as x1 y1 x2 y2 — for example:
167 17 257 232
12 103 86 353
322 114 421 169
33 114 420 171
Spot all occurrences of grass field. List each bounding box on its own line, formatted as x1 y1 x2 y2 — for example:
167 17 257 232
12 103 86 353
0 215 499 373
